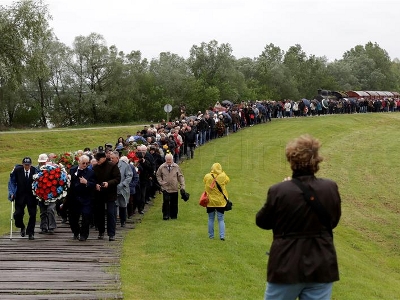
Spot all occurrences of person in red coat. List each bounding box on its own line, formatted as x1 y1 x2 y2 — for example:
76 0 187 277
256 134 341 300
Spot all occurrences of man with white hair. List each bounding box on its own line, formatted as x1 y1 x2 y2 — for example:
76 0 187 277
156 153 186 220
68 155 96 241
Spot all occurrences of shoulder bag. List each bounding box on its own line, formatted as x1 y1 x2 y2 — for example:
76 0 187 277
212 174 233 211
291 178 332 237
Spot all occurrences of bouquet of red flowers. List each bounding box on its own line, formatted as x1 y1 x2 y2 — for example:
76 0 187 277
32 163 70 202
57 152 78 170
127 150 139 163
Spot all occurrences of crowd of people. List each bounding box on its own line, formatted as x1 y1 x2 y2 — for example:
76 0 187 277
7 104 345 299
5 97 355 244
7 102 244 242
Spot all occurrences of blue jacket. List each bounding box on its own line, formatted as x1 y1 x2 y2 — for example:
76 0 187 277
129 164 139 195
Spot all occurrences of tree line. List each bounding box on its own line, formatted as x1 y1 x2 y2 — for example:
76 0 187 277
1 0 400 128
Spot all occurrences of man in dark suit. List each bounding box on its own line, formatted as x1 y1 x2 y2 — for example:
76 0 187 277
93 148 121 241
8 157 38 240
68 155 96 241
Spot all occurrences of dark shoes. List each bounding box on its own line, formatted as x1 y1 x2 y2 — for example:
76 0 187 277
121 223 126 228
20 227 26 237
28 235 34 240
39 229 54 234
163 217 169 220
220 238 225 241
109 236 115 241
79 236 87 242
73 234 79 240
98 234 104 240
139 211 145 215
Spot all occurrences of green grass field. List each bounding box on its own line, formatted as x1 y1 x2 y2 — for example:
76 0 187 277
1 114 400 299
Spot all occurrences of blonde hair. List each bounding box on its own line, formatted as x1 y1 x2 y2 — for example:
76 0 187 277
285 134 323 174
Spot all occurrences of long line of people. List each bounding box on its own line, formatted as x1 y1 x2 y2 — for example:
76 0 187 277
9 97 396 242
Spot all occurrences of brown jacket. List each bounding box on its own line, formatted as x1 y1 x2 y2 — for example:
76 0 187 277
156 162 185 193
256 175 341 284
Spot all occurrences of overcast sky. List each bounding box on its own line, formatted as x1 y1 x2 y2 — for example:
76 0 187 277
3 0 400 62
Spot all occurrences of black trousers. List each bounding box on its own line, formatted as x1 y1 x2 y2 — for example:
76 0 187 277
94 200 116 237
162 191 178 219
14 195 37 235
138 182 147 212
69 200 91 238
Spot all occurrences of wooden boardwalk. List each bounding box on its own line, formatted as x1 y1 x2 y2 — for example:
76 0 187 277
0 213 140 300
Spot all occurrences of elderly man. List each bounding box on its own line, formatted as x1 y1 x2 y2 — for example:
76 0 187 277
93 148 121 241
8 157 38 240
68 155 96 241
109 151 133 227
156 153 186 220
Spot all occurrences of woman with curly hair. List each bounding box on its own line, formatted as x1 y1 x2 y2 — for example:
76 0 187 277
256 134 341 300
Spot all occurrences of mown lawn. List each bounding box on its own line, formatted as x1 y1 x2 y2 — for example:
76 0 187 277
1 114 399 299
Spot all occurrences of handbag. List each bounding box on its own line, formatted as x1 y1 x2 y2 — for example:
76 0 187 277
199 191 209 207
199 176 217 207
212 174 233 211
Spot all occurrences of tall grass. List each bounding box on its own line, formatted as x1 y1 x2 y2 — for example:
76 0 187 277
1 114 400 299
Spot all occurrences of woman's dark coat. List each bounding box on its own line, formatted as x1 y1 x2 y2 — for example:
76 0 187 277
256 175 341 284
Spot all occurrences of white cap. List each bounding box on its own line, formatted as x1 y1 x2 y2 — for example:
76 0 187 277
38 153 49 163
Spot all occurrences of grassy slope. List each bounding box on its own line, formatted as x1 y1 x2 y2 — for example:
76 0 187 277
1 115 400 299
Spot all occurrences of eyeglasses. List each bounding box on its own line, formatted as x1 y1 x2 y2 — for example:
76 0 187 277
81 162 89 165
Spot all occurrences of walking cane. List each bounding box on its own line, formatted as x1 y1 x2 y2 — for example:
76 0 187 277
10 200 14 240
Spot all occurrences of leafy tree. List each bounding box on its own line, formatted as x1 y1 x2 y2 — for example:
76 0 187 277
71 33 110 123
46 40 77 126
342 42 394 90
255 43 285 99
0 0 52 127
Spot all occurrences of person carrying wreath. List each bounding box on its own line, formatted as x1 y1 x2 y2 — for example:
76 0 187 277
37 153 57 234
203 163 230 241
256 134 341 300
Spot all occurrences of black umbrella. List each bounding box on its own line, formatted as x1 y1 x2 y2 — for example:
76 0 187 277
302 98 311 108
221 100 233 106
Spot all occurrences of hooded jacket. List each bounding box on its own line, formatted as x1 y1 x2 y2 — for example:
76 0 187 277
203 163 230 207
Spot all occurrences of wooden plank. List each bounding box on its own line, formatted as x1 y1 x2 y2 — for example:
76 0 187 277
0 215 128 299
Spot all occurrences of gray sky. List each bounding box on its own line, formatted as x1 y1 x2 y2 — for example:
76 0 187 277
4 0 400 61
